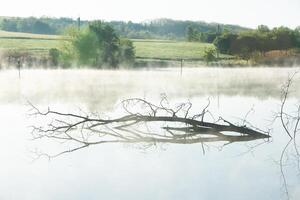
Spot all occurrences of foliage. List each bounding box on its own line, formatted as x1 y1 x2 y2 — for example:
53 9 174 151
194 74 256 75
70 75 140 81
119 38 135 64
49 48 60 66
185 23 223 43
59 21 135 68
213 25 300 59
0 17 248 39
89 21 121 67
57 27 78 67
186 26 200 42
203 47 217 63
0 17 56 34
213 33 237 54
73 28 99 65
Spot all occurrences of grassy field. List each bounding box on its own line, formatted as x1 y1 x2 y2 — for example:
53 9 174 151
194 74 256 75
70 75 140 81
0 31 231 61
0 31 220 60
133 40 213 60
0 30 60 39
0 31 61 56
0 38 60 50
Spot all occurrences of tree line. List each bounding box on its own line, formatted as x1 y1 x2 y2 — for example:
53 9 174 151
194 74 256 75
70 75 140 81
213 25 300 60
186 25 222 43
0 17 76 34
0 17 248 39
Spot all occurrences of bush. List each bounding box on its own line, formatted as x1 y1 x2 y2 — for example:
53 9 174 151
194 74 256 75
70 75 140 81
119 38 135 64
49 48 60 66
203 47 216 63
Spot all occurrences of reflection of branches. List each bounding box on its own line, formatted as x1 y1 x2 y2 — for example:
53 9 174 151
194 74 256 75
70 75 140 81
29 98 269 159
277 72 300 200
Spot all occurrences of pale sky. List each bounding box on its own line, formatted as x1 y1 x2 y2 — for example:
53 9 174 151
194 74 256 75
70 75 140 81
0 0 299 28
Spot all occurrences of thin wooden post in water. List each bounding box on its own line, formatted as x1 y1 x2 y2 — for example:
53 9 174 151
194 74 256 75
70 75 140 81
17 59 21 79
180 59 184 76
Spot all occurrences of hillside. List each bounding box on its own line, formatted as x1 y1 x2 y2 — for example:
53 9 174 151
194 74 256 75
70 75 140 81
0 17 250 40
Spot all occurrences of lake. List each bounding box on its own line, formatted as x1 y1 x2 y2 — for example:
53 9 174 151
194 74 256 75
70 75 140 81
0 67 300 200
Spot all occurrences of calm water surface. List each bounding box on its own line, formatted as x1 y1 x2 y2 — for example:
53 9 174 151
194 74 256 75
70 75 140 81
0 67 300 200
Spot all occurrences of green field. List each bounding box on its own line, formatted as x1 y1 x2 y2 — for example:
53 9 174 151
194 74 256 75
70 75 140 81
0 31 61 56
133 40 214 60
0 38 60 50
0 31 229 60
0 30 60 39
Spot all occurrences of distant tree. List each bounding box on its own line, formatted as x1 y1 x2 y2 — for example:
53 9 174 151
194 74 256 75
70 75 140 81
213 25 300 60
203 47 217 63
1 19 18 32
49 48 60 66
204 32 219 43
273 27 293 51
72 28 99 65
257 25 270 33
119 38 135 64
89 21 121 68
186 26 200 42
230 34 258 61
59 21 135 68
293 29 300 48
32 20 55 34
256 33 274 54
213 33 238 54
0 16 249 39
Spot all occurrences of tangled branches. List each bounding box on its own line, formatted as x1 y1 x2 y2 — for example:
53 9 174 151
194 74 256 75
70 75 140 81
276 72 300 200
29 98 270 159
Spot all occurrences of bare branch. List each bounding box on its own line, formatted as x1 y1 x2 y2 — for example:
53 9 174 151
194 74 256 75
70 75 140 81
29 98 270 159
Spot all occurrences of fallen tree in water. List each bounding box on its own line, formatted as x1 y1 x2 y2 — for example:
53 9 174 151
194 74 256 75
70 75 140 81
29 98 270 158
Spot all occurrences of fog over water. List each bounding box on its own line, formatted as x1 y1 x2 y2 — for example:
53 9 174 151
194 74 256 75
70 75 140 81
0 67 300 200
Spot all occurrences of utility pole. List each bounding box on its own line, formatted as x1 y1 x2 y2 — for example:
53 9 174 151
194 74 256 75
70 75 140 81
216 24 221 59
77 17 81 31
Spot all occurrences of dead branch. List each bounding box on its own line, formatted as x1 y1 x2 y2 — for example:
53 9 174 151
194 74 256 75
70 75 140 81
277 72 300 200
29 98 270 159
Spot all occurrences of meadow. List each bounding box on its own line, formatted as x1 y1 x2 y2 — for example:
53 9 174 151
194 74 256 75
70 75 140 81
133 39 214 60
0 30 61 56
0 31 229 61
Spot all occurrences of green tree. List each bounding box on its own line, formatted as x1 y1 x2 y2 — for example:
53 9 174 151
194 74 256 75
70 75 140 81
293 28 300 48
230 34 258 54
272 27 293 51
89 21 120 68
203 47 217 63
59 21 135 68
186 26 199 42
213 33 238 54
49 48 60 66
73 28 99 65
57 26 81 67
257 25 270 33
119 38 135 64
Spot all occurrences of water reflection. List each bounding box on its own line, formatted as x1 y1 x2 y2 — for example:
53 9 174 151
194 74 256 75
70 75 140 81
29 98 270 158
0 67 300 200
